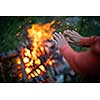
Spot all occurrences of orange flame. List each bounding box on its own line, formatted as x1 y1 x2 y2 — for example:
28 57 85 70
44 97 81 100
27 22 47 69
35 59 41 65
23 57 30 63
25 67 32 74
16 21 55 80
27 21 55 59
39 65 46 73
16 57 21 65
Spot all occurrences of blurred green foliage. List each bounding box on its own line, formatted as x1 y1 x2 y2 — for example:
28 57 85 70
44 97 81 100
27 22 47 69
0 16 100 53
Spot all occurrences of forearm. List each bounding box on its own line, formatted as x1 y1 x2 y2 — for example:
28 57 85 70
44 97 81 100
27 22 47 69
60 44 80 73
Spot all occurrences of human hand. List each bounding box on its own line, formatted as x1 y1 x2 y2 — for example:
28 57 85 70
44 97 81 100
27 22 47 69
64 30 83 46
53 32 69 49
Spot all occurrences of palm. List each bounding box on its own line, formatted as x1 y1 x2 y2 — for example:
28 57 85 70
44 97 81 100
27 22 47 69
53 32 68 49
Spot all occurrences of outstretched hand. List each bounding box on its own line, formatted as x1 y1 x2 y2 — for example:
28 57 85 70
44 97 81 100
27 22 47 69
64 30 83 46
53 32 69 49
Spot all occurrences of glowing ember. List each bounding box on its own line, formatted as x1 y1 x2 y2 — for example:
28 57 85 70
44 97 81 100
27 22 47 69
45 59 54 66
18 73 22 78
35 59 41 65
25 67 32 74
31 73 35 78
36 69 41 74
17 65 21 69
25 60 33 67
23 57 29 63
34 71 38 76
39 65 46 73
16 57 21 65
27 75 31 79
24 48 31 58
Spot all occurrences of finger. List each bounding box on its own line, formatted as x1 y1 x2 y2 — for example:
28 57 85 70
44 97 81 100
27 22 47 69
55 33 62 41
72 30 79 35
66 37 74 44
65 32 73 39
64 30 73 35
51 38 57 45
54 32 62 40
53 33 59 41
64 30 74 39
64 30 71 33
64 30 69 35
59 32 65 39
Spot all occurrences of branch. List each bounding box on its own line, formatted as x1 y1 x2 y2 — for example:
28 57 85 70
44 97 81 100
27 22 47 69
0 50 18 61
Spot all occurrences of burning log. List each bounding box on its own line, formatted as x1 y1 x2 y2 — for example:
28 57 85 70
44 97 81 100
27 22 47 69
0 50 18 61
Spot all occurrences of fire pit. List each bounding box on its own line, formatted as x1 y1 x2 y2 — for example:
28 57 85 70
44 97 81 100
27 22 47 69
15 21 66 82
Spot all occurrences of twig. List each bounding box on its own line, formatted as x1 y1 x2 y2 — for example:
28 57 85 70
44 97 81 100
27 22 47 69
0 63 6 82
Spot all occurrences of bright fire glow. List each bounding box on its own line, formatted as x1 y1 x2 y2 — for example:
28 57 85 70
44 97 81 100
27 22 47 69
36 69 41 74
16 57 21 65
16 21 55 80
39 65 46 73
25 67 32 74
35 59 41 65
34 71 38 76
23 57 29 63
31 73 35 78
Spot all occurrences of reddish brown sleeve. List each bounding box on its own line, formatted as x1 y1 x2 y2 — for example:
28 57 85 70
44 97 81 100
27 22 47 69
90 37 100 55
80 36 97 47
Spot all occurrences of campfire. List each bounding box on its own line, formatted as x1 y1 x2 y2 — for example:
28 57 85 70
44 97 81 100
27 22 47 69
15 21 64 82
0 20 76 83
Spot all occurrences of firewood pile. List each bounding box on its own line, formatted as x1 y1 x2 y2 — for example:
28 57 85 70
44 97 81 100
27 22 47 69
0 47 79 83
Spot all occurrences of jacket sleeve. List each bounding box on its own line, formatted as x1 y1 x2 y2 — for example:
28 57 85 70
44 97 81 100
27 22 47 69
80 36 97 47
